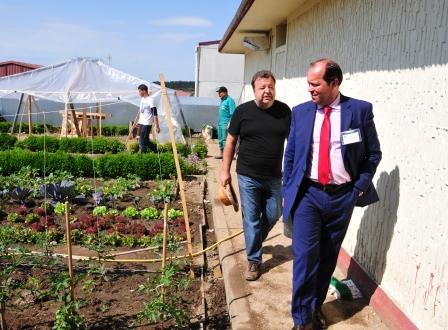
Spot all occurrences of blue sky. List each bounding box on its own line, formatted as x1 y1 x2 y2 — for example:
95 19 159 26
0 0 241 81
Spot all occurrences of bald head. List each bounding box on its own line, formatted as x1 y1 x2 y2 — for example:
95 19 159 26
307 59 342 106
310 59 343 86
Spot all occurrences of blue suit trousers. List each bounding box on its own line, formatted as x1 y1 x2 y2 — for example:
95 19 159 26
291 184 357 325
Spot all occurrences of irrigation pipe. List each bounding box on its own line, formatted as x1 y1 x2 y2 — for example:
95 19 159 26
12 229 244 263
6 262 163 274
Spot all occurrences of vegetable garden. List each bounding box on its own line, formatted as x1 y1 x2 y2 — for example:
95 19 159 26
0 128 227 329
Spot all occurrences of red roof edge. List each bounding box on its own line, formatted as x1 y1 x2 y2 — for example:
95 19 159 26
218 0 256 52
0 60 42 69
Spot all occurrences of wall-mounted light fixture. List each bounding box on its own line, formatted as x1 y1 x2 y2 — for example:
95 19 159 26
241 35 270 51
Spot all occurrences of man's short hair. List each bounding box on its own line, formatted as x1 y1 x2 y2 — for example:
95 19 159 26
310 59 343 85
138 84 148 92
216 86 228 93
251 70 276 89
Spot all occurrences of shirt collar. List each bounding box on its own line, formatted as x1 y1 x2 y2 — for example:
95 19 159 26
318 93 341 110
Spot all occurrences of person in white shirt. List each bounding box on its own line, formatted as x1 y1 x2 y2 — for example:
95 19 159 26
137 84 160 152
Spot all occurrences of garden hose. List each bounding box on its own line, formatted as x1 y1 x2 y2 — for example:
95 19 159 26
21 229 244 263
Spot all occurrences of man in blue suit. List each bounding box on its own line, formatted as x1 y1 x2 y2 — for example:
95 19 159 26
283 59 382 330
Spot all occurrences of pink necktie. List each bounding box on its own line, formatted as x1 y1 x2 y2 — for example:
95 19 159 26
318 106 332 185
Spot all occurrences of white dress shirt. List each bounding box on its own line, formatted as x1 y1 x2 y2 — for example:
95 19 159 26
308 94 351 185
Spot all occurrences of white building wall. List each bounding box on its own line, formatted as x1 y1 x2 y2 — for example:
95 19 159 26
241 0 448 328
242 49 272 102
195 43 244 102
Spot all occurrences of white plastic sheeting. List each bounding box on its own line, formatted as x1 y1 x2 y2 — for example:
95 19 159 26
0 57 185 143
177 96 219 131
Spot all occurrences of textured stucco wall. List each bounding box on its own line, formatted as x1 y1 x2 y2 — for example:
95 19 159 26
241 0 448 328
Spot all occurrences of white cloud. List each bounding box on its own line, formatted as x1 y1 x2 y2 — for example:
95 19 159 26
151 16 212 27
157 32 202 43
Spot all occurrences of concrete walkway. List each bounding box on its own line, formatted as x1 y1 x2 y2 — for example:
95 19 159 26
205 139 388 330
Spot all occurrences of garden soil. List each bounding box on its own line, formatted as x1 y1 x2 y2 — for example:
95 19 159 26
2 175 229 329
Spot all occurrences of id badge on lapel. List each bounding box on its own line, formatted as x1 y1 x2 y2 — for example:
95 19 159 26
341 129 362 145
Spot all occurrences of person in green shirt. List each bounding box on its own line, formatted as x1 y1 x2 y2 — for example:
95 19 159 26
216 86 236 159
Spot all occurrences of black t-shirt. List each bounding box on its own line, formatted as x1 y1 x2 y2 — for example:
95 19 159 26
228 100 291 179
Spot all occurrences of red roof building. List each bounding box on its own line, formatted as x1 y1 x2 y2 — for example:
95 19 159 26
0 60 42 77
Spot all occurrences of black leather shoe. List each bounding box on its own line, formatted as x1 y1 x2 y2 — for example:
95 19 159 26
313 309 328 329
291 323 313 330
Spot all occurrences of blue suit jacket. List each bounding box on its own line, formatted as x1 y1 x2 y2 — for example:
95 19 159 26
282 94 382 221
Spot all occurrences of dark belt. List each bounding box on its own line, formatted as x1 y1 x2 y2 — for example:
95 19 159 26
305 178 352 194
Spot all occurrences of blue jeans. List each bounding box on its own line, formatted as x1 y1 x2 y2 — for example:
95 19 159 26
139 124 152 153
237 174 282 264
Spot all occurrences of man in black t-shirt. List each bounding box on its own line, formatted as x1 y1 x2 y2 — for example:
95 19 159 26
220 70 291 281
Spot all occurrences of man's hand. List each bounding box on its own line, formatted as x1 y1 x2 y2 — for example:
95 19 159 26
155 126 160 134
220 170 231 187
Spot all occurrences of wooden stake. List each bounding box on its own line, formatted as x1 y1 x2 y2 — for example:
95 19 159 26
27 95 32 135
95 102 100 136
63 103 68 137
18 109 24 137
159 74 194 277
162 203 169 271
69 103 81 137
64 202 75 299
82 107 87 137
10 93 24 135
98 102 102 137
160 203 169 330
31 96 50 134
126 111 140 143
0 301 6 330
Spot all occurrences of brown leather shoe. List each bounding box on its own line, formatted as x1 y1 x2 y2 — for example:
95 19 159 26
313 308 328 329
291 323 313 330
245 261 261 281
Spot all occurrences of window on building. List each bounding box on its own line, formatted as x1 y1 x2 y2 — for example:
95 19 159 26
275 23 287 48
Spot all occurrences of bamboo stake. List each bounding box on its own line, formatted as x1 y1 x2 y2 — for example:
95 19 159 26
161 202 169 326
159 74 194 277
64 202 75 299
